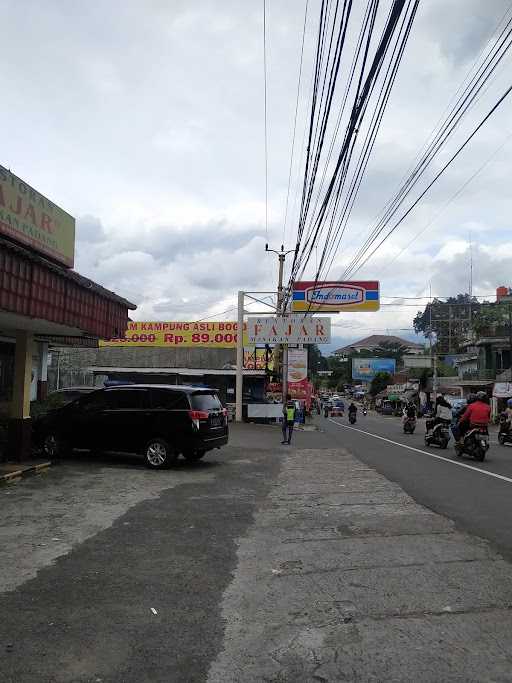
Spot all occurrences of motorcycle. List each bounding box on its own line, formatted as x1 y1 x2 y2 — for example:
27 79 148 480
454 426 489 461
425 422 450 449
403 416 416 434
349 412 357 424
498 415 512 446
362 408 368 416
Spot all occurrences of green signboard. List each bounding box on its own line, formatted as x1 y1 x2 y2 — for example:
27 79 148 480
0 165 75 267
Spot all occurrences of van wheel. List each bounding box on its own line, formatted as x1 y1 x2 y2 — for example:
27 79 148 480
183 450 206 462
43 433 68 459
144 438 176 469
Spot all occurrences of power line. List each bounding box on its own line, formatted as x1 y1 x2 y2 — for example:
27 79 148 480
283 0 309 247
379 131 512 272
286 0 419 303
345 82 512 277
341 11 512 279
263 0 269 244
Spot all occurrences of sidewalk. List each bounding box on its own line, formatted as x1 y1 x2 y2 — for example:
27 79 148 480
208 444 512 682
0 459 51 484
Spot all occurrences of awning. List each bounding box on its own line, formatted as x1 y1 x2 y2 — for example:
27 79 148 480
0 236 135 341
493 382 512 398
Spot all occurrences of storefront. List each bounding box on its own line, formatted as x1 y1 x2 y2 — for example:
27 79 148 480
0 166 135 459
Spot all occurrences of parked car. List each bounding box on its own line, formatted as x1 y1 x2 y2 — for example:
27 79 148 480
30 386 97 419
33 384 229 469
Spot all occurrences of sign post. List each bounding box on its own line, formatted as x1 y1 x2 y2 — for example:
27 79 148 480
236 291 244 423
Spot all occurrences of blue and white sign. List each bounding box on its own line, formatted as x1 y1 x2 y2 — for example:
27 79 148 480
352 357 396 382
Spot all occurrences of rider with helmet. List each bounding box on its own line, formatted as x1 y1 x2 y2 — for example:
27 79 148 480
456 391 490 444
501 398 512 434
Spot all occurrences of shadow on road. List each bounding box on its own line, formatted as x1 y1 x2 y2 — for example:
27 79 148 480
52 449 224 472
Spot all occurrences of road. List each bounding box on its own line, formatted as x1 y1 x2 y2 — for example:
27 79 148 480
2 417 512 681
324 411 512 562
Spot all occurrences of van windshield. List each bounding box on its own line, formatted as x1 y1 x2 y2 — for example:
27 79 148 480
190 392 222 411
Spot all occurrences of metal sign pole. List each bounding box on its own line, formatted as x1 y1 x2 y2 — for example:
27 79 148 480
235 291 244 422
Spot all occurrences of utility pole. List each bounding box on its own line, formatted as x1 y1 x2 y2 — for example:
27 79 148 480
265 244 295 407
235 290 245 422
509 302 512 381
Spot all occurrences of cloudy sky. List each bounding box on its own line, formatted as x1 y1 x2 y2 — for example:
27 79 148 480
2 0 511 352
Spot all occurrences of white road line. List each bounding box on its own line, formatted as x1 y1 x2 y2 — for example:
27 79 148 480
329 419 512 485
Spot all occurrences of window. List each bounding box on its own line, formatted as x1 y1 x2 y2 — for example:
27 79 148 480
80 391 108 412
190 392 222 411
149 389 189 410
105 389 148 410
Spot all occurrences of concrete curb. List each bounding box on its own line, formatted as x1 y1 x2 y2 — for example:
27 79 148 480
0 461 51 484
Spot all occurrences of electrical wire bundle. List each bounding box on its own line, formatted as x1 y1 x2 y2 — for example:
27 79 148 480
341 3 512 279
283 0 420 309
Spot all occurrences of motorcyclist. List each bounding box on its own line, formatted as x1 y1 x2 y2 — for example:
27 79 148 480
456 391 490 444
404 401 417 419
348 402 357 417
499 398 512 434
427 394 452 433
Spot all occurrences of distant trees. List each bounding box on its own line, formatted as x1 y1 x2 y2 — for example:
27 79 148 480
370 371 391 396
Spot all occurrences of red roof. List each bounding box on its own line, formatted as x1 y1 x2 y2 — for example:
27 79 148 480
0 236 135 341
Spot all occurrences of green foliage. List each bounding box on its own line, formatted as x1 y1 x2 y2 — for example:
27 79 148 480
437 361 458 377
370 371 391 396
471 303 509 335
371 341 411 363
413 293 480 353
326 356 350 389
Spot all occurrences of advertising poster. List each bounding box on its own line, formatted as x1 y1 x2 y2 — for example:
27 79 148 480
243 348 273 371
292 280 379 312
100 321 248 348
352 357 396 382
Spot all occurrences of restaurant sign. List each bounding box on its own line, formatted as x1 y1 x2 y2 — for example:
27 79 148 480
100 321 249 348
0 165 75 267
247 316 331 344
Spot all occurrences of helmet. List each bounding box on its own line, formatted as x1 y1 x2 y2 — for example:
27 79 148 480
467 393 477 404
507 399 512 407
476 391 487 401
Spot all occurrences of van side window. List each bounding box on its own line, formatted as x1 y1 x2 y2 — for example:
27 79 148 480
80 391 108 412
105 389 148 410
150 389 189 410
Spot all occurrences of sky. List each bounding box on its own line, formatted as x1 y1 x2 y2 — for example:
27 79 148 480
2 0 512 354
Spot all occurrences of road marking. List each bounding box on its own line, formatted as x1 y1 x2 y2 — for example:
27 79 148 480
329 419 512 485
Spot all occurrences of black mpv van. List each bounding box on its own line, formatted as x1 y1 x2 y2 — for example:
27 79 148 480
34 384 229 468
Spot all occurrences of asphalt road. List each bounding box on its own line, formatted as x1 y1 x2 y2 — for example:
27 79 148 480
3 418 512 681
323 411 512 562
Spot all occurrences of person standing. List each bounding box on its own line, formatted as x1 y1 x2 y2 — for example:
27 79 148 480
282 397 296 445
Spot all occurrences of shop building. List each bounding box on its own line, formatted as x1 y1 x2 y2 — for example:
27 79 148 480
0 165 135 459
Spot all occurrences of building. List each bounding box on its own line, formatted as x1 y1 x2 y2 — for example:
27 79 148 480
334 334 424 358
48 346 267 407
0 165 135 459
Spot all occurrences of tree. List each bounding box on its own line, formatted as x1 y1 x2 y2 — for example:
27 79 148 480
327 355 350 389
471 303 509 336
372 341 410 365
370 371 391 396
413 293 480 353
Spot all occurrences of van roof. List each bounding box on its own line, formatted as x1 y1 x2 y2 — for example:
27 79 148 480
103 384 218 394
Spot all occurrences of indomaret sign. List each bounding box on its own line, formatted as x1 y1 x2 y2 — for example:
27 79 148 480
292 280 379 312
247 316 331 344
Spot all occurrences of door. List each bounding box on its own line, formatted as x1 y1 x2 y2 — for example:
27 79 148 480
102 388 150 453
67 390 109 450
147 388 190 450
